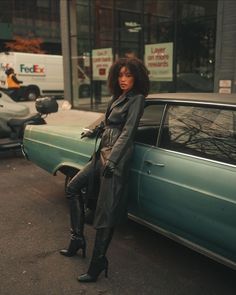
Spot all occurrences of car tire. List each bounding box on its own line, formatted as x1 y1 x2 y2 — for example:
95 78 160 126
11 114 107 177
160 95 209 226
24 87 40 101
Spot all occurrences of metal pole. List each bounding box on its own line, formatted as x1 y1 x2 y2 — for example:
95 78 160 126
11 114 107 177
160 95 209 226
60 0 73 104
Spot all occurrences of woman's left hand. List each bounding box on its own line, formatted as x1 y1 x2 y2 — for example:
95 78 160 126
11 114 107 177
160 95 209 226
103 160 116 178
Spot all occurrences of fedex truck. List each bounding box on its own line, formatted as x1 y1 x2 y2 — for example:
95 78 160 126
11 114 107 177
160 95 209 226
0 52 64 100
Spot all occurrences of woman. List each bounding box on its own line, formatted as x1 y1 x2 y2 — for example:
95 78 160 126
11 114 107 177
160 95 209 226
60 57 149 282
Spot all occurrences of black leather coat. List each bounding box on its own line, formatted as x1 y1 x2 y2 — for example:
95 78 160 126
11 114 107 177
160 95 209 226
93 91 145 228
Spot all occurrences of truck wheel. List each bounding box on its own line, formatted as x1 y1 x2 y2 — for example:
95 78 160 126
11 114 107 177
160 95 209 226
25 87 40 101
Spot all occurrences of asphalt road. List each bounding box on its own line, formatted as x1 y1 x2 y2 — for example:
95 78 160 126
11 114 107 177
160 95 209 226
0 152 235 295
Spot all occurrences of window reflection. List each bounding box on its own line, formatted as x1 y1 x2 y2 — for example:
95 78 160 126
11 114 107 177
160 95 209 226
72 0 217 111
160 105 236 165
177 1 217 93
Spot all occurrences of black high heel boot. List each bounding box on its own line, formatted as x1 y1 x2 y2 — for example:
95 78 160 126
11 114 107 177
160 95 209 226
78 227 114 283
78 256 108 282
60 192 86 257
60 236 86 257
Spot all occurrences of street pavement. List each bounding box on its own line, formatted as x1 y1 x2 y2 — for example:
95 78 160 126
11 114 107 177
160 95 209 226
0 100 235 295
0 155 235 295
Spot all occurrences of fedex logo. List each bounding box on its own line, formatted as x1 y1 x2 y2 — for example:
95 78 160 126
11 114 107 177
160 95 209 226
20 64 45 75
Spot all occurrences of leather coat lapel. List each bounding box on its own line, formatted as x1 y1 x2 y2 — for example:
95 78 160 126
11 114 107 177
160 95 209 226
105 94 127 122
109 91 134 111
105 91 134 123
110 94 127 111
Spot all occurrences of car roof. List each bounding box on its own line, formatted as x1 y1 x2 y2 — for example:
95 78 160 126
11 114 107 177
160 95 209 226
147 93 236 106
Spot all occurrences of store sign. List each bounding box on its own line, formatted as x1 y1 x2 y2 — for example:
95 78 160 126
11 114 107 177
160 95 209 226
219 80 231 88
219 80 232 94
92 48 113 81
145 43 173 81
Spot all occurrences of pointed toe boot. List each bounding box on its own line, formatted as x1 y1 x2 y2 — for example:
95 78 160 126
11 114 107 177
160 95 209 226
60 236 86 257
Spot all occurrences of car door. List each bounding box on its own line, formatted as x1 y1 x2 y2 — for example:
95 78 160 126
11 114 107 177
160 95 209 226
128 102 165 215
137 102 236 263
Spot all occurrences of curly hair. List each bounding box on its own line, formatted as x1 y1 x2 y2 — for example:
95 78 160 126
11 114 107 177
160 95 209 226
107 58 149 97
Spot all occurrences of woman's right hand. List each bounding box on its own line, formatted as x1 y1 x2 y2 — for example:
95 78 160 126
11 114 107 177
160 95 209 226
81 129 95 139
81 121 105 139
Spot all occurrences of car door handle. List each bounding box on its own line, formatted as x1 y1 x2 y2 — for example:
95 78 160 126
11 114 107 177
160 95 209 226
144 160 165 167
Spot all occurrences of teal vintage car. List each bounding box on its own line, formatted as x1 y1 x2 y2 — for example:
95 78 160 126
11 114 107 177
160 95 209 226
22 93 236 270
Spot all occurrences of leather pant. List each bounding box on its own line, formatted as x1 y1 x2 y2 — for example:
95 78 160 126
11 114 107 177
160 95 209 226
66 159 101 238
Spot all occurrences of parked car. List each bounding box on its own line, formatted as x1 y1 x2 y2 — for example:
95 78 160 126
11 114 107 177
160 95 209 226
0 90 29 137
22 93 236 270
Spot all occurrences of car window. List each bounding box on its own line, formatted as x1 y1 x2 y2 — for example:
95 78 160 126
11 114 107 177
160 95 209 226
159 104 236 165
135 104 165 145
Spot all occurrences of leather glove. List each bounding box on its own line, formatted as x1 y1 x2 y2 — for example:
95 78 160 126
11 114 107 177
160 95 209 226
81 129 96 139
81 122 105 139
103 160 116 178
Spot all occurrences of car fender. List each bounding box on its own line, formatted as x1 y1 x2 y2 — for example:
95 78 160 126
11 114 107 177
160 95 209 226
53 161 84 176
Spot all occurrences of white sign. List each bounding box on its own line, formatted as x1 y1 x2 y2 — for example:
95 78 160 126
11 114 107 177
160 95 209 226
219 80 232 88
92 48 113 81
219 87 231 94
145 43 173 81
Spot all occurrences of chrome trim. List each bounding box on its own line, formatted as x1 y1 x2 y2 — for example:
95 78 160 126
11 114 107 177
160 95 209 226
128 213 236 270
21 144 28 160
144 159 164 167
156 103 168 146
151 99 236 108
157 146 236 169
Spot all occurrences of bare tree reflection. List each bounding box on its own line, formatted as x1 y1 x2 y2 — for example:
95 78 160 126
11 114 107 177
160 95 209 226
165 106 236 164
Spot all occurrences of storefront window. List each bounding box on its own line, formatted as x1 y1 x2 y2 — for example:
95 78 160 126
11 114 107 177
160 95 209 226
144 0 174 93
69 0 217 111
176 0 217 93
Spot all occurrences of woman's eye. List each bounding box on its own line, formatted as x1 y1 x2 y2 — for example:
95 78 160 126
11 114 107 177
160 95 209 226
119 72 133 78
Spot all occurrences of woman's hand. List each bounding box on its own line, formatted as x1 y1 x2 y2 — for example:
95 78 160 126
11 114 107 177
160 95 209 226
103 160 116 178
81 129 95 139
81 122 105 139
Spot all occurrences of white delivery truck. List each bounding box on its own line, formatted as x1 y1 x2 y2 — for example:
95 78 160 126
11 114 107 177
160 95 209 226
0 52 65 100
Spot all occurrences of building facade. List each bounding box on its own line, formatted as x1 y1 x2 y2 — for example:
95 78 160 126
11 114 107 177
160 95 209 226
60 0 236 111
1 1 236 111
0 0 61 54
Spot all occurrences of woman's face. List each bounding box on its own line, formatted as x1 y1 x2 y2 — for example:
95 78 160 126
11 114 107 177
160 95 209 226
118 66 134 94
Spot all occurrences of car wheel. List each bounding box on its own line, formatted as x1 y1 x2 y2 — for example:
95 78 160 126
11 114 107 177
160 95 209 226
25 87 40 101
